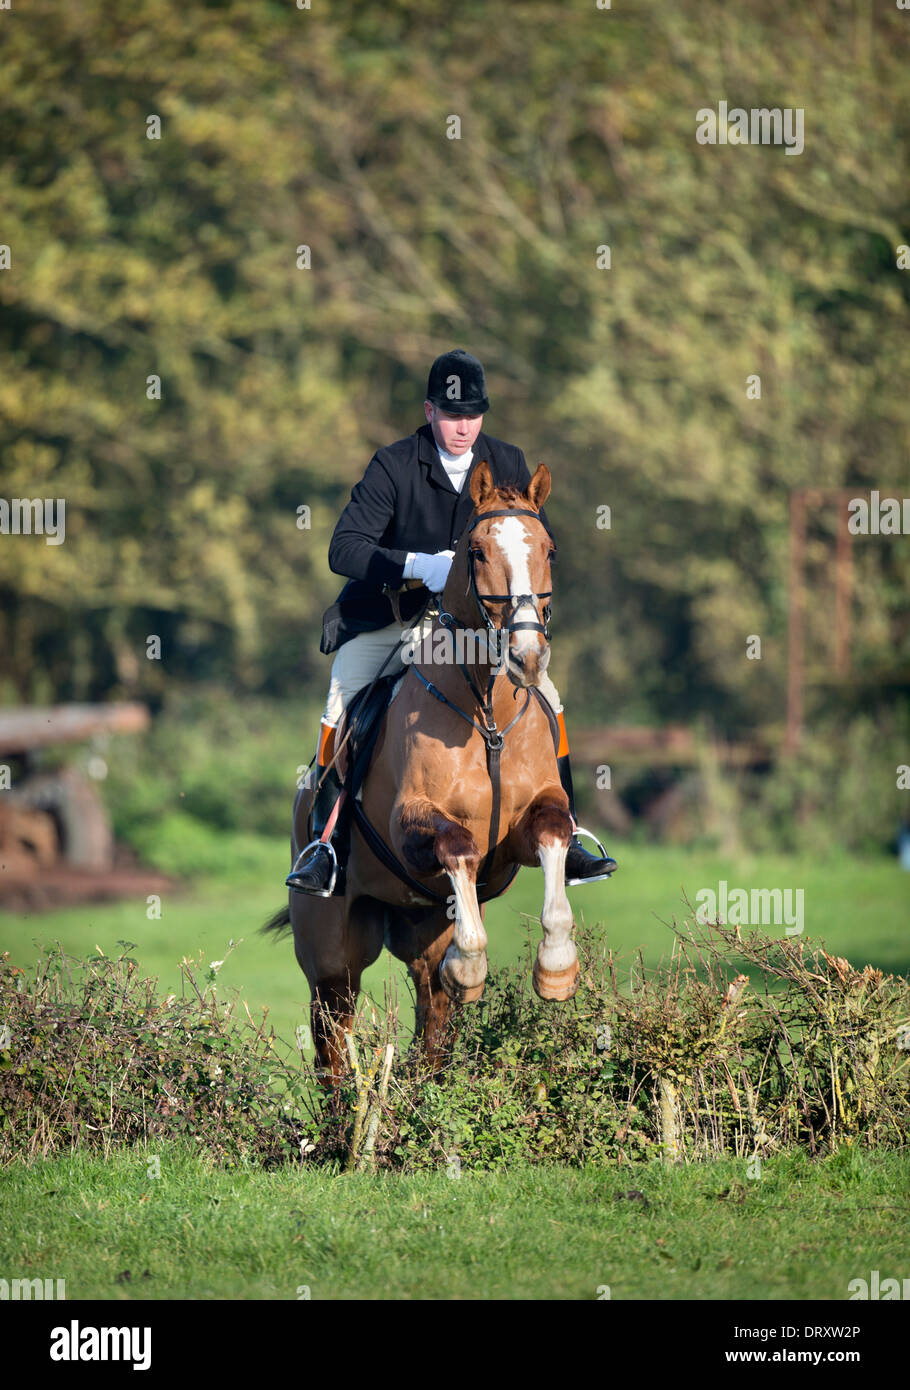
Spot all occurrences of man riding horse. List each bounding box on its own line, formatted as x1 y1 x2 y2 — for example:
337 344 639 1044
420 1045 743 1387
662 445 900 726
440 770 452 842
286 348 617 896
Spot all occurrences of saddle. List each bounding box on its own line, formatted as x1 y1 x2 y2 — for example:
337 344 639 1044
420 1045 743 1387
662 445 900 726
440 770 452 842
336 672 404 801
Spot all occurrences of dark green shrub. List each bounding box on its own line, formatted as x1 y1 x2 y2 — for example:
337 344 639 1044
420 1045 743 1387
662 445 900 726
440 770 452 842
0 942 322 1166
331 916 910 1172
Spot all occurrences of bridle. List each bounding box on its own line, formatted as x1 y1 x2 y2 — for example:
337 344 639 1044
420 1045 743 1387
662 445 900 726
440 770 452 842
465 507 553 641
413 503 555 740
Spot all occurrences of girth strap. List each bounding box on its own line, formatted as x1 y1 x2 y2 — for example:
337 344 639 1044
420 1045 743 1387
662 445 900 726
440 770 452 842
352 799 448 904
482 735 502 887
351 798 520 906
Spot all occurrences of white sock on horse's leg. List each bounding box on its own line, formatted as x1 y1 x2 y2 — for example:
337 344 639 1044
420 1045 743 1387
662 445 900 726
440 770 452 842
446 861 487 959
533 838 579 1001
439 860 488 1001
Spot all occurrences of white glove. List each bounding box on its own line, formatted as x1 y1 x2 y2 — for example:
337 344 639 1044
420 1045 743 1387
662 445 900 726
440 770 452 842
409 550 455 593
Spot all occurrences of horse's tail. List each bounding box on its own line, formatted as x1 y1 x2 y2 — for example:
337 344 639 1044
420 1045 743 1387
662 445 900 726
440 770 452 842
260 904 292 937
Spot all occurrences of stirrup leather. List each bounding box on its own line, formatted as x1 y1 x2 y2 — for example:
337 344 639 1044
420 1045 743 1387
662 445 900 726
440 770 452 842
566 825 615 887
286 838 339 898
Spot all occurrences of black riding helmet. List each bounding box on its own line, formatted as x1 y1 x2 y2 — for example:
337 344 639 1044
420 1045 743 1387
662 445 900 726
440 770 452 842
426 349 490 416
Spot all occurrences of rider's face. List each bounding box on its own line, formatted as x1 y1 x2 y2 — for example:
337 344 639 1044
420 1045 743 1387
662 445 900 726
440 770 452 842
425 403 484 456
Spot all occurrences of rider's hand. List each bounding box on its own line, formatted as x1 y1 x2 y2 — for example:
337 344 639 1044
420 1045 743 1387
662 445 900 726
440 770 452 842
410 550 455 593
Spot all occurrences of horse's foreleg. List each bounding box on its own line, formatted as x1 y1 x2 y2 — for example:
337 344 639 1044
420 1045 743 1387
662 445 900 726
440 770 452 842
511 793 579 1001
309 973 360 1091
383 905 456 1071
292 896 383 1092
408 924 456 1071
440 854 488 1003
399 797 487 1002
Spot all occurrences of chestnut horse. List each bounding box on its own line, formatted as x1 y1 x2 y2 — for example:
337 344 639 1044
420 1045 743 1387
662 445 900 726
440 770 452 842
266 461 579 1082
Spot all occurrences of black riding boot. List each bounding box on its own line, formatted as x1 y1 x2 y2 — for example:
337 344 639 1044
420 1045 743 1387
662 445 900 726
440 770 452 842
286 764 348 896
557 752 617 885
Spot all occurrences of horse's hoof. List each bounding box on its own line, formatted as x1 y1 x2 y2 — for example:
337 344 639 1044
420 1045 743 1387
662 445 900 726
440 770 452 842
443 977 485 1004
439 951 487 1003
532 959 580 1001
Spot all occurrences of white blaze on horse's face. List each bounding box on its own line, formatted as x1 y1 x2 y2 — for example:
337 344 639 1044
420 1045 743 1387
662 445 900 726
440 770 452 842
489 516 550 685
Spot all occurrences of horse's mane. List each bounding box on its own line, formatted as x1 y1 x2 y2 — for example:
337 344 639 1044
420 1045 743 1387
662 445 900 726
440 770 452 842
475 484 536 513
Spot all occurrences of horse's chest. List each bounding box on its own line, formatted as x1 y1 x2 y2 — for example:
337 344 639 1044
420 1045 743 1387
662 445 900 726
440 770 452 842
431 738 547 821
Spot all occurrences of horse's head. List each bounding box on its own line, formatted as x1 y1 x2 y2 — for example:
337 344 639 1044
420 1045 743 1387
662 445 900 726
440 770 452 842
449 460 554 688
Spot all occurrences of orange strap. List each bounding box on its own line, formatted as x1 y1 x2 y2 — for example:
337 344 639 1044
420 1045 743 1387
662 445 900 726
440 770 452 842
317 719 336 766
556 710 569 759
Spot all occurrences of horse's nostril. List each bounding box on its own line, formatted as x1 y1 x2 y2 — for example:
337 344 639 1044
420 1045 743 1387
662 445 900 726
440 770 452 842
511 649 526 668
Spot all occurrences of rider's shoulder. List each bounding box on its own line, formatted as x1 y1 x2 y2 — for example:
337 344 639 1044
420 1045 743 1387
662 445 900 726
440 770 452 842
369 430 423 469
367 426 525 474
476 430 524 460
475 432 529 484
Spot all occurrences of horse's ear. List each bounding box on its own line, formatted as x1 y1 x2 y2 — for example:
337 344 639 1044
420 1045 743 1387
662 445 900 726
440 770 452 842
469 459 495 510
526 463 551 511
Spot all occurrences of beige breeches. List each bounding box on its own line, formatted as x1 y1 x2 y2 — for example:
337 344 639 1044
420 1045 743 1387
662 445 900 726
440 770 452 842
322 617 562 726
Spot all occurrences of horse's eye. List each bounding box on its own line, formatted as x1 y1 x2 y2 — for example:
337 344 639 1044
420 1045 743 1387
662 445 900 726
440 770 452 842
471 549 485 563
548 549 557 563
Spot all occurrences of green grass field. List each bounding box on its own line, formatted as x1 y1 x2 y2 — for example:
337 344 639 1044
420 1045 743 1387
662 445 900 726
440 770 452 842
2 840 907 1301
1 1141 907 1300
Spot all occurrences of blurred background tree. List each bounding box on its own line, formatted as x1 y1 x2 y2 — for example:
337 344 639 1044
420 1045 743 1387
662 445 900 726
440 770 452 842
0 0 907 827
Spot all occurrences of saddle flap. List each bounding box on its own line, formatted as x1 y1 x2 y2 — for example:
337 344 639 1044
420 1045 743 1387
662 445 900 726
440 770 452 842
340 673 403 800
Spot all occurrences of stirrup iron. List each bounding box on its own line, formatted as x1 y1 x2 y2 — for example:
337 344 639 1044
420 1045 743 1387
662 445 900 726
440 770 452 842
566 825 615 887
286 838 339 898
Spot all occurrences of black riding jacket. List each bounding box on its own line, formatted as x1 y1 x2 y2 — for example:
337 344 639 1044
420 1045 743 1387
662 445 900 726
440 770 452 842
320 422 553 653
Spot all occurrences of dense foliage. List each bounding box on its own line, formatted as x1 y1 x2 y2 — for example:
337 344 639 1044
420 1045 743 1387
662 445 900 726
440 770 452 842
1 942 307 1165
1 1 908 743
344 916 910 1170
5 921 907 1170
